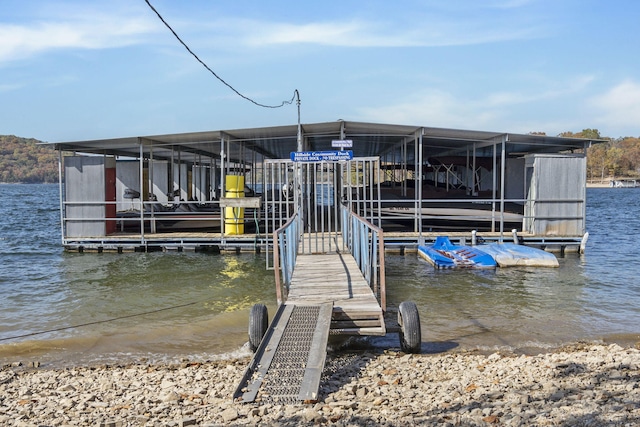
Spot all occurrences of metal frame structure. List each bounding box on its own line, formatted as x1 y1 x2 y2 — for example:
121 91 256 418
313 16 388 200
47 120 603 252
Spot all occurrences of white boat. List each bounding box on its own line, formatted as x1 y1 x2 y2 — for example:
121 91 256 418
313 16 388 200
610 179 639 188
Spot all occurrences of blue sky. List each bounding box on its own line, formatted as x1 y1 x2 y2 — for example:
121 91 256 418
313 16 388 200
1 0 639 142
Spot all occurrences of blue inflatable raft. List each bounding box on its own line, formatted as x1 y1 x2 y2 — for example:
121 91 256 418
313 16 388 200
418 236 497 269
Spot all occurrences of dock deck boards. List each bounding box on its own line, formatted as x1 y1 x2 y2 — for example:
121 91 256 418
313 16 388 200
287 250 385 334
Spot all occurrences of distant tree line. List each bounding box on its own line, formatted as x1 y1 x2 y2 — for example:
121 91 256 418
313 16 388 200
0 135 59 183
555 129 640 182
1 131 639 184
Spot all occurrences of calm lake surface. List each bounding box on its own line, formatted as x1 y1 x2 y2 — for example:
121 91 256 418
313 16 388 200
0 184 639 367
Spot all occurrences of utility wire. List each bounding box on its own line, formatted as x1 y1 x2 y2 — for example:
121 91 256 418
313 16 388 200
144 0 298 109
0 300 200 342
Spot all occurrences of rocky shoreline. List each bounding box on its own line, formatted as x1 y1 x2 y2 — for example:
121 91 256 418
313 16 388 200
1 342 639 426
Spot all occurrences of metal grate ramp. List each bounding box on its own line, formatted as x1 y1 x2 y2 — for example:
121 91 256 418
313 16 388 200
234 303 333 404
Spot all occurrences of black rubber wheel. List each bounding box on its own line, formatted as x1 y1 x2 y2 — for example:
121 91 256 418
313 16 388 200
398 301 422 354
248 303 268 353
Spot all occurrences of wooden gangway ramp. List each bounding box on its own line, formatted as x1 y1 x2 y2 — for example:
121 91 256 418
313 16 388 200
234 247 385 404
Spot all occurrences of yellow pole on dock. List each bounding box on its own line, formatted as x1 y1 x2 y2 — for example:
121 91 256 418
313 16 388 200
224 175 245 235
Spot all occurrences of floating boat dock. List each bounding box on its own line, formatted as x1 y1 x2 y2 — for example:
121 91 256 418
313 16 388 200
47 121 604 255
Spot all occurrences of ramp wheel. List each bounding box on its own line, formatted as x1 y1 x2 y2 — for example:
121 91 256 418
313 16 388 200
398 301 421 354
249 303 268 353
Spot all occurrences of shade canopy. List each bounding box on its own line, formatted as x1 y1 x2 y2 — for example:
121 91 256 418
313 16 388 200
48 120 600 166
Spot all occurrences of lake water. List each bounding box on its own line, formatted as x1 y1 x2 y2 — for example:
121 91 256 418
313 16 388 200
0 184 639 367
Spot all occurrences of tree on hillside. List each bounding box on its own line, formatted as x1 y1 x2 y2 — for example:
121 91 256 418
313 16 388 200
0 135 58 183
618 137 640 175
556 128 640 181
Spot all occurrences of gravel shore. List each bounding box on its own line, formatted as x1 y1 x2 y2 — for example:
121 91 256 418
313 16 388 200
1 342 639 426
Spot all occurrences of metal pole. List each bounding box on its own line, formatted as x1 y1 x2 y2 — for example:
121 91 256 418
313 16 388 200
220 135 226 237
140 139 149 237
414 135 419 232
417 130 424 236
500 135 508 241
492 140 497 233
295 90 303 232
57 148 65 245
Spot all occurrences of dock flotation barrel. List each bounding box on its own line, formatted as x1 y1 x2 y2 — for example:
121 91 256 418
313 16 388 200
224 175 245 235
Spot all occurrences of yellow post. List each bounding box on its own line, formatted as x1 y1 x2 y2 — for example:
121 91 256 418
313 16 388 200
224 175 245 235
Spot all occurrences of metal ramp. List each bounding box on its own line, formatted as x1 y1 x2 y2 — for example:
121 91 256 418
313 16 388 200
234 303 333 404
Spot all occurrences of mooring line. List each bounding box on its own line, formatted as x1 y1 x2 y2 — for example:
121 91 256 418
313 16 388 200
0 300 201 342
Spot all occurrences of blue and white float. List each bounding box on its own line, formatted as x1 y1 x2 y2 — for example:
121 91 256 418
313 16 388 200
477 242 559 268
418 236 497 269
418 236 560 269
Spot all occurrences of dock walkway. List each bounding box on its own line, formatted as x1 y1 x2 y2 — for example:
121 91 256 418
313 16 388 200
234 239 385 404
288 251 385 335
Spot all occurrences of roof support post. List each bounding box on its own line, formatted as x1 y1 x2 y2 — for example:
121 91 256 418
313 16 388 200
492 140 497 233
417 129 424 237
499 135 508 241
472 143 477 196
139 138 152 236
411 134 418 232
58 148 65 244
220 133 227 237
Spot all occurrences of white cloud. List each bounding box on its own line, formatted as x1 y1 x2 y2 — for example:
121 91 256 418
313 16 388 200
238 18 541 48
356 75 596 131
488 0 535 9
589 80 640 133
0 82 23 93
356 89 497 129
0 10 158 64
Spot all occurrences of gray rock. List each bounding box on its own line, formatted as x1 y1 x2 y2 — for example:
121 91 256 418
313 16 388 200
220 407 239 423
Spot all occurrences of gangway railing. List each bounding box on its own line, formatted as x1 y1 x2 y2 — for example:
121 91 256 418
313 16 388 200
273 211 301 305
340 204 386 311
273 205 386 311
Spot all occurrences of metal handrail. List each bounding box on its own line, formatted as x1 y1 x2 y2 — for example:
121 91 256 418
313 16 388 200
340 204 386 311
273 211 301 305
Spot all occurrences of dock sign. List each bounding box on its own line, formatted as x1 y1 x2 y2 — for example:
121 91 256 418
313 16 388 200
290 150 353 162
331 139 353 148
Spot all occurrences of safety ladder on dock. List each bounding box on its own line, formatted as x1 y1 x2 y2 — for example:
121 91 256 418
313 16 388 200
234 205 410 404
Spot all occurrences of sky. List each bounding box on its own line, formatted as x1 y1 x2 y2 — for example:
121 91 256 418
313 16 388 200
1 0 639 143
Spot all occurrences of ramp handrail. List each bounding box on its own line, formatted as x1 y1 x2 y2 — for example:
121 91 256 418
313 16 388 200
273 211 301 305
340 204 386 311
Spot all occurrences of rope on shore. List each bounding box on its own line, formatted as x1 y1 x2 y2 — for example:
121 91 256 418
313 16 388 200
0 300 201 342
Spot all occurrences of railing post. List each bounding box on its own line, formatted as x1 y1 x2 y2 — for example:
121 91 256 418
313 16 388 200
341 204 386 312
274 229 283 305
273 211 301 305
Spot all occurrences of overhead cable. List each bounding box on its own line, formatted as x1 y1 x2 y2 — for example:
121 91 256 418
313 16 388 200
144 0 297 109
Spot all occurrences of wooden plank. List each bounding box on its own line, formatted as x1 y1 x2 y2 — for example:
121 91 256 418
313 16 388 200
219 197 262 208
287 251 383 336
330 326 386 336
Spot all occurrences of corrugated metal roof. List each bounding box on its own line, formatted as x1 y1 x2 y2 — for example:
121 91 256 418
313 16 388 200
47 120 601 164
